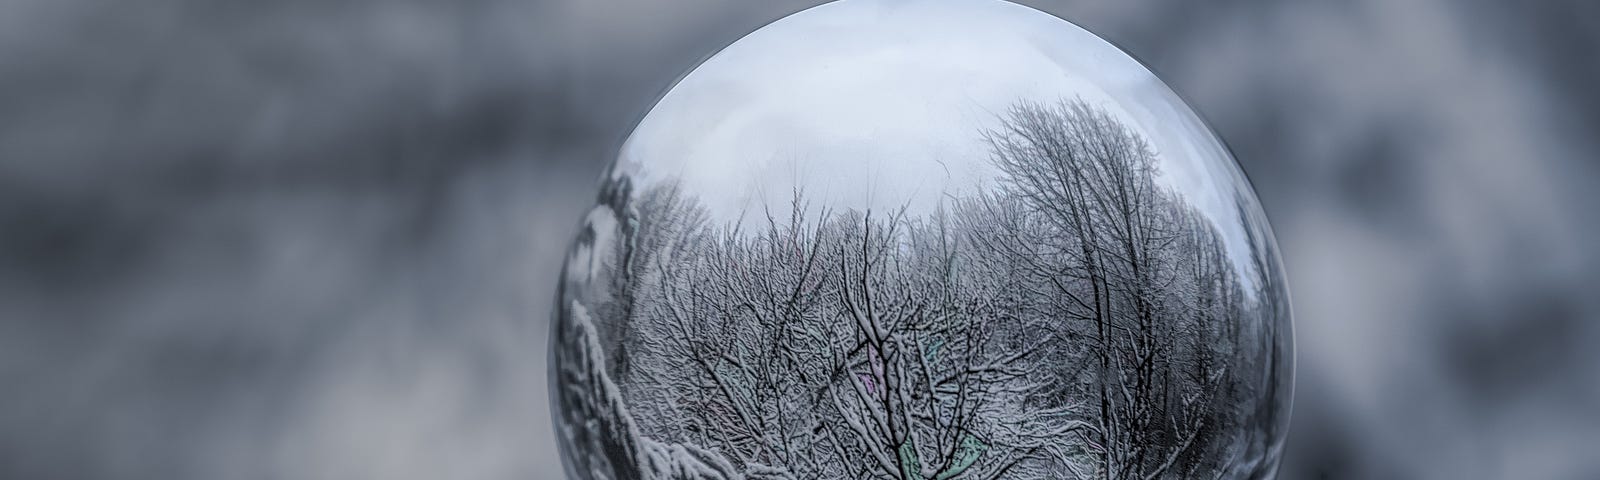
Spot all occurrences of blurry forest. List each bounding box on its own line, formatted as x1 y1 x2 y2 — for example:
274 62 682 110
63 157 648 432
555 101 1288 479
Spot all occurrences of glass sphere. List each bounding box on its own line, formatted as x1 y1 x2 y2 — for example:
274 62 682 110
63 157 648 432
550 1 1293 479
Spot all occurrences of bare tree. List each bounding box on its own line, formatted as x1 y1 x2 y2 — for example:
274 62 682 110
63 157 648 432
984 99 1247 479
554 99 1268 480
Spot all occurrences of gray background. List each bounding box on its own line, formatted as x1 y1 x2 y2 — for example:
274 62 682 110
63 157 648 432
1 0 1596 479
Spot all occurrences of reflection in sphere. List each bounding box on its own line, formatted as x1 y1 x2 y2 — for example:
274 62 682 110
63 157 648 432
550 1 1292 479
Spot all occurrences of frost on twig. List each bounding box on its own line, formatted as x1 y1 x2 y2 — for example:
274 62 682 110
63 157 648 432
553 99 1285 479
554 300 793 480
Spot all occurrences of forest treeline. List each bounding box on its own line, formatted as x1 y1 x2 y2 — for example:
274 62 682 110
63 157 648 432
555 100 1285 480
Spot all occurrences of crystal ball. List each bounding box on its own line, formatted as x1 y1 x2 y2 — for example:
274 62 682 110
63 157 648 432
550 0 1293 478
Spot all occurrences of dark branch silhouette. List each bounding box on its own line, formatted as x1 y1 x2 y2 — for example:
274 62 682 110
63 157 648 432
554 99 1282 479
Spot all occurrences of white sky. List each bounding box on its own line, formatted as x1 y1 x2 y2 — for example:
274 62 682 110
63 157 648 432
615 0 1265 287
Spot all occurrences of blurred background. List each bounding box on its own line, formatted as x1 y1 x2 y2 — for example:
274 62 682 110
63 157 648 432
2 0 1597 478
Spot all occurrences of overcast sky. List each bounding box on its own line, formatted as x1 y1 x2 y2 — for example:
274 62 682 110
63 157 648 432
621 0 1266 289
